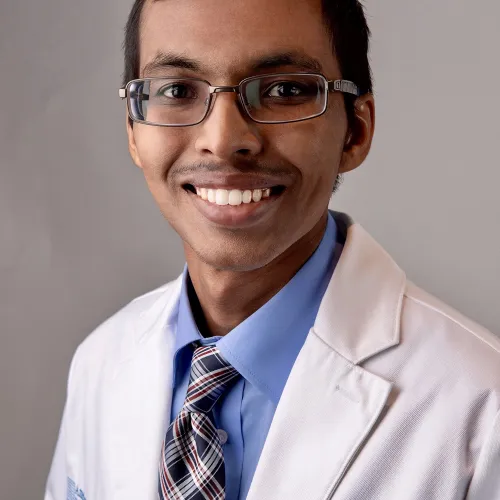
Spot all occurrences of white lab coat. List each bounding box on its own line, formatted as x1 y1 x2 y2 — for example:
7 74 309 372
45 211 500 500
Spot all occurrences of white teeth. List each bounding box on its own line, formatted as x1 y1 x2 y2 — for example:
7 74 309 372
242 190 252 204
252 189 262 202
228 190 243 206
215 189 229 205
193 187 278 206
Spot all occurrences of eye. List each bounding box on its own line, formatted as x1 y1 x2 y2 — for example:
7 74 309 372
157 83 198 99
265 81 307 98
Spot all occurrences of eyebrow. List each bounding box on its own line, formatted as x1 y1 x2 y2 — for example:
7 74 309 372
142 50 324 77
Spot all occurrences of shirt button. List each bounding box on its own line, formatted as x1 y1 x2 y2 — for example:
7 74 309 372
217 429 228 445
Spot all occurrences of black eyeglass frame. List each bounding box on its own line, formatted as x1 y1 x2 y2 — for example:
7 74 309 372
118 72 361 127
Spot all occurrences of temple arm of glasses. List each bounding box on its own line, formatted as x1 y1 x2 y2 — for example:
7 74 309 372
328 80 360 97
119 89 149 102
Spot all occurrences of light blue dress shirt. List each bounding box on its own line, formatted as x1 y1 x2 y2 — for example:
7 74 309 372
170 212 342 500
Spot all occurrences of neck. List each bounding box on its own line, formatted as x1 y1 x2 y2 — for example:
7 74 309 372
184 213 329 337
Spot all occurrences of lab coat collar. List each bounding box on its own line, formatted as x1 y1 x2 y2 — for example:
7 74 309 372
314 211 406 364
120 274 183 364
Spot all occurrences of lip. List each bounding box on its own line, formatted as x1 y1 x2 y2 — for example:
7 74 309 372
186 188 284 228
192 184 274 191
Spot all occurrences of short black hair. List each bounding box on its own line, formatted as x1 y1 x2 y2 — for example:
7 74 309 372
122 0 372 193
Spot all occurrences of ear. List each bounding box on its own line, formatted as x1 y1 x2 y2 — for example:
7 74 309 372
126 111 143 169
338 93 375 174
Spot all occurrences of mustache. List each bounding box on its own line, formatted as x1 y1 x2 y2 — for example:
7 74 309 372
170 160 293 179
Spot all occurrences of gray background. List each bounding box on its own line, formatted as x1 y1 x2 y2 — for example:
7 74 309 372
1 1 499 498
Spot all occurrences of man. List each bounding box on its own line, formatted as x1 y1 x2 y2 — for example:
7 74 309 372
45 0 500 499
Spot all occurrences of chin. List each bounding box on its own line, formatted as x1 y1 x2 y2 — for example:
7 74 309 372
189 237 283 273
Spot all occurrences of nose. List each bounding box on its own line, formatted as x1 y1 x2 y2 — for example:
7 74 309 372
194 91 263 160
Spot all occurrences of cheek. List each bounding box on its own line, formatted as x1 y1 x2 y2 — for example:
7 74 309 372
132 127 190 226
134 127 184 184
270 117 345 196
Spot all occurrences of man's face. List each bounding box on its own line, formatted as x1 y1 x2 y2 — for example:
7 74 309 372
128 0 365 271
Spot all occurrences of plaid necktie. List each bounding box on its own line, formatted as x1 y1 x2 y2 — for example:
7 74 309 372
158 344 240 500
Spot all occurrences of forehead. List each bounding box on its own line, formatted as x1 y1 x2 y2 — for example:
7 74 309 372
139 0 339 80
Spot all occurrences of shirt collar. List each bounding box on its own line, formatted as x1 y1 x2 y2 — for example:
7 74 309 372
172 268 220 387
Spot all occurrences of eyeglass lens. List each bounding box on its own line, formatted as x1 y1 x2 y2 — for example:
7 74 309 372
128 75 327 126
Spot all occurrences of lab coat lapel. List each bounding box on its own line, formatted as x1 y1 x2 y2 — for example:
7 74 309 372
105 276 183 499
246 212 406 500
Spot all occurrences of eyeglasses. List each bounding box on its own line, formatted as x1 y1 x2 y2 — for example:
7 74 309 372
118 73 360 127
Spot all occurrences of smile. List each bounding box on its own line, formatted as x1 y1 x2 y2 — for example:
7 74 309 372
182 183 287 228
183 184 286 206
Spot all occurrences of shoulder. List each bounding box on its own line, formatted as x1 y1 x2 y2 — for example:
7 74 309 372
69 275 182 377
401 281 500 386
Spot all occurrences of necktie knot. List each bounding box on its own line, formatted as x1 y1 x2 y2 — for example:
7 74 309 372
184 344 240 414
